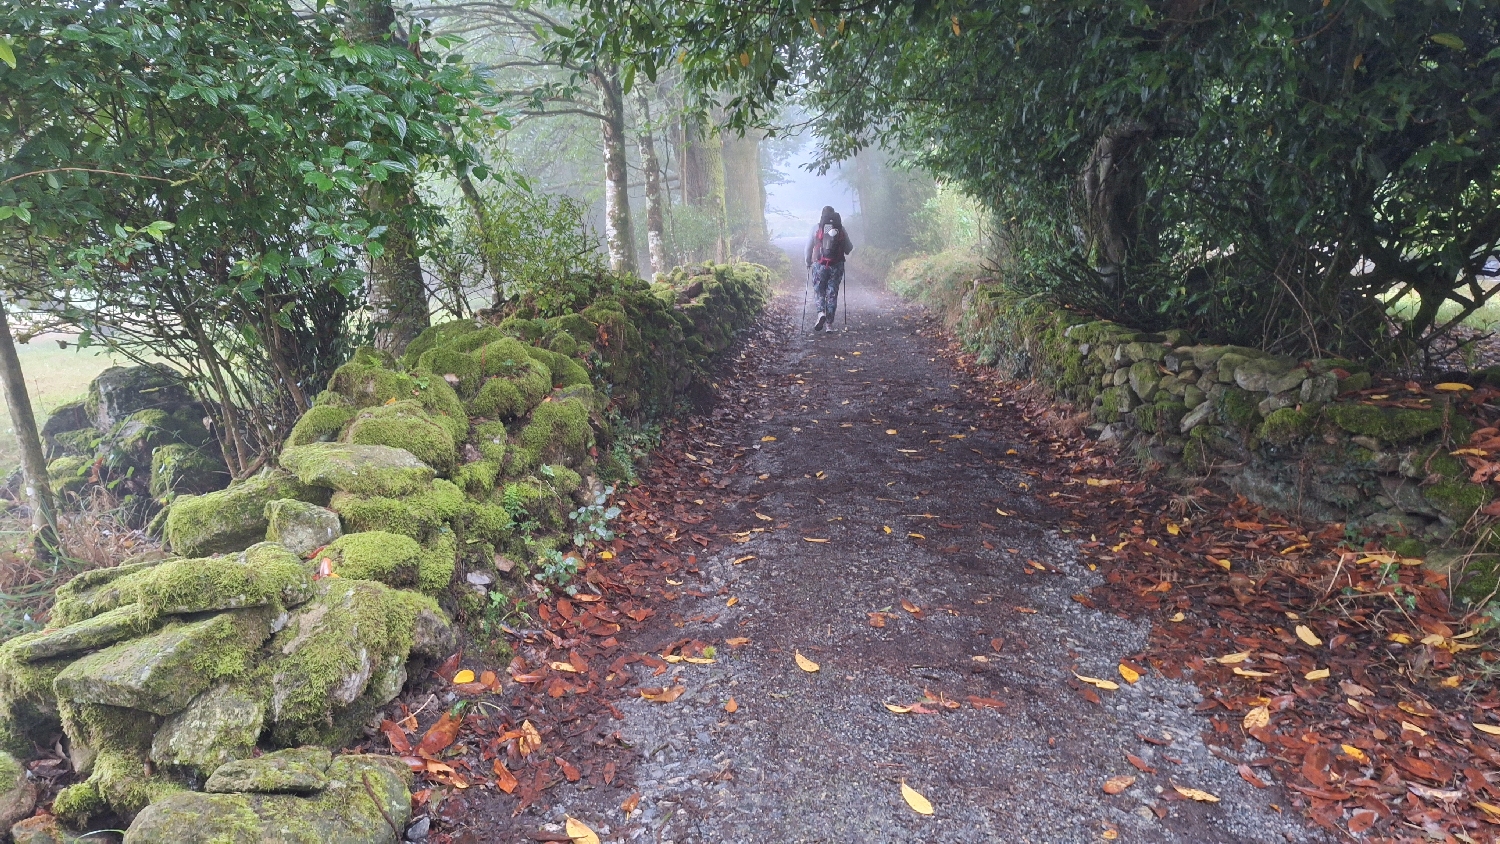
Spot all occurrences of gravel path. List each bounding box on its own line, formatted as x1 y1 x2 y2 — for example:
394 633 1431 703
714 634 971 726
524 265 1325 844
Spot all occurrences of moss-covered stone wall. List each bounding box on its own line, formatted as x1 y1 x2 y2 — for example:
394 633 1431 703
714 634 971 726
892 254 1495 603
0 262 773 835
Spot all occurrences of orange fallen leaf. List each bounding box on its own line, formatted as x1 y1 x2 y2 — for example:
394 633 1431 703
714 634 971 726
725 637 751 647
519 720 542 755
725 697 738 713
641 684 686 703
794 651 820 672
415 712 461 756
621 793 641 816
1173 784 1220 803
493 760 518 793
1102 775 1136 795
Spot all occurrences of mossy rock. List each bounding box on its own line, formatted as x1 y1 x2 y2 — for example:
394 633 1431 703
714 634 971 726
164 469 329 558
1132 400 1186 435
406 369 469 443
264 499 342 557
0 638 68 756
55 702 182 823
513 397 592 473
525 346 592 389
5 603 153 663
466 501 514 545
284 405 356 448
47 455 92 496
542 464 582 496
328 479 466 541
258 579 445 746
1423 479 1492 523
344 401 457 476
53 608 274 716
149 683 266 777
281 441 436 498
414 347 483 397
469 357 551 420
1214 386 1262 431
149 443 228 503
323 531 424 588
1257 407 1316 447
401 319 483 368
51 555 173 626
1323 403 1443 443
453 459 500 496
123 754 411 844
325 349 416 408
132 543 312 620
204 746 330 795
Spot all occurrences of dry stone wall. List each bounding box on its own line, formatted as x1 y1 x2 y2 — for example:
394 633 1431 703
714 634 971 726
936 277 1495 601
0 263 773 841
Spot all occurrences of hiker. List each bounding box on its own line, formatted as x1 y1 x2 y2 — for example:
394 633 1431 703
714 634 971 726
805 205 853 332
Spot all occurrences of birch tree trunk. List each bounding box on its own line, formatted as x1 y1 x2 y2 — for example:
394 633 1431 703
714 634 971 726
634 88 669 276
341 0 430 352
0 295 60 564
722 128 769 259
594 68 639 276
682 113 728 262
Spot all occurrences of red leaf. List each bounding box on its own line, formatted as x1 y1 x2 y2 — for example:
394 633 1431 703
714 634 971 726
1126 753 1156 774
381 719 412 754
557 757 581 782
416 712 461 756
1348 809 1377 834
1238 764 1269 788
493 759 518 794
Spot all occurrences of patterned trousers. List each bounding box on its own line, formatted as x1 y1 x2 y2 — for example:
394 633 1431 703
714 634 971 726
814 262 845 321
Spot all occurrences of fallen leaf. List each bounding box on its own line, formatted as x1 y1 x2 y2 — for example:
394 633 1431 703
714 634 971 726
725 697 738 713
1348 808 1377 834
908 532 926 540
901 780 934 815
493 760 518 793
1168 612 1186 622
1075 672 1120 690
1102 775 1136 794
1295 625 1323 647
565 817 600 844
795 651 821 672
621 793 641 816
380 720 412 754
1340 744 1368 763
901 599 921 614
1435 382 1474 392
732 555 756 565
754 512 772 521
1126 754 1156 774
1215 651 1252 664
1305 668 1330 681
803 537 829 543
760 436 776 442
885 703 916 713
1173 785 1220 803
1475 801 1500 819
640 684 686 703
416 712 461 756
452 669 475 684
725 637 751 647
519 720 542 755
1118 664 1141 684
1238 765 1269 788
1475 723 1500 736
726 597 739 607
1243 706 1270 731
550 661 580 673
868 612 887 628
886 429 899 435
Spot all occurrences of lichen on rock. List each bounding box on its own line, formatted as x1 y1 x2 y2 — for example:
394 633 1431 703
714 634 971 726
164 470 328 557
343 401 458 476
280 441 436 498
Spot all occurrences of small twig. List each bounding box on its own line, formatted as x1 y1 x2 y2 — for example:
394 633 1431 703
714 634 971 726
362 771 403 841
408 693 437 719
0 166 180 186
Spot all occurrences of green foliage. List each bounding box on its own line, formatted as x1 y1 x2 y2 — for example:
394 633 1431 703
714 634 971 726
567 484 619 547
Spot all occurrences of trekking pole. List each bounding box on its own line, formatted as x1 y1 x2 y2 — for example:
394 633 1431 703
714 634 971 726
842 267 849 329
801 266 810 330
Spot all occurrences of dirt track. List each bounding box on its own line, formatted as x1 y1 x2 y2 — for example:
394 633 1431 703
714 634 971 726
428 260 1323 844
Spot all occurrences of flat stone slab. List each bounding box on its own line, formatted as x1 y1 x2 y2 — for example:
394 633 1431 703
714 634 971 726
150 683 266 775
53 610 271 716
10 603 151 663
205 746 330 794
280 443 435 497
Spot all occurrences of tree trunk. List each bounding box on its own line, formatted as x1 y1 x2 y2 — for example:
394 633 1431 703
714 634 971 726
341 0 430 352
594 68 639 276
721 127 769 259
634 88 669 276
1080 122 1152 274
682 113 728 262
0 295 60 564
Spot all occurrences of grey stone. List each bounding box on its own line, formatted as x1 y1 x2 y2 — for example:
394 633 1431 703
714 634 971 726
151 684 266 774
11 815 82 844
86 366 198 431
124 754 411 844
1234 357 1305 393
205 747 330 794
0 750 38 838
1300 373 1338 404
1257 392 1298 417
53 609 272 716
1161 354 1183 374
1188 345 1263 367
1112 368 1130 388
1197 372 1217 392
1077 343 1091 356
1354 436 1382 452
165 469 330 558
1128 361 1159 402
1123 342 1165 364
1180 402 1214 434
1216 353 1248 382
9 603 151 663
1380 476 1440 517
265 499 342 557
1182 385 1206 409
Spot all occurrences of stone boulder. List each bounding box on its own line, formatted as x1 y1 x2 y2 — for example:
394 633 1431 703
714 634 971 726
164 469 328 557
149 684 265 776
279 443 435 498
204 747 330 795
264 499 342 557
85 366 197 431
343 402 458 476
0 750 38 840
40 400 90 460
131 544 312 620
124 754 410 844
10 816 81 844
149 444 228 504
6 603 152 662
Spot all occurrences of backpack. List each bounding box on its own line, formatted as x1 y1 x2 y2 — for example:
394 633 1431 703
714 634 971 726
814 225 843 265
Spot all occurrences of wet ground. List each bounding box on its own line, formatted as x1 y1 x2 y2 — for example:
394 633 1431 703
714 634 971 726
459 262 1325 843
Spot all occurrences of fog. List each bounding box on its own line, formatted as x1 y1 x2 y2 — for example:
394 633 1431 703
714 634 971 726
764 132 858 253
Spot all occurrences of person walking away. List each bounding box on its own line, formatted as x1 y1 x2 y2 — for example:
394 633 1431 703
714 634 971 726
805 206 853 332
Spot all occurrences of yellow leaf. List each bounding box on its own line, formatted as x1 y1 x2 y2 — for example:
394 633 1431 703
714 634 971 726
565 817 601 844
1388 632 1414 644
726 597 739 607
1476 801 1500 819
1402 721 1428 736
1435 382 1474 392
1242 706 1270 730
732 555 755 565
886 429 898 435
550 661 580 673
1215 651 1252 664
1212 557 1232 571
1102 831 1118 841
908 532 926 540
738 51 750 66
1166 522 1180 536
884 703 914 713
1118 664 1140 684
1168 611 1186 622
1006 448 1018 455
1452 448 1488 456
1341 744 1368 763
1295 625 1323 647
1074 672 1120 691
760 436 776 442
684 657 715 665
995 508 1010 516
794 651 820 672
1086 478 1121 487
1234 667 1276 678
803 537 829 543
1305 668 1330 680
1475 723 1500 736
1173 785 1220 803
901 781 934 815
754 512 772 521
452 669 475 684
883 525 892 534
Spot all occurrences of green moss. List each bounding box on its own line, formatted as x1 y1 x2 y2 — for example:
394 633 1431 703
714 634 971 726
469 356 551 420
1388 536 1427 558
453 459 500 495
164 469 329 557
466 501 514 545
513 397 592 473
324 531 423 587
415 347 482 397
47 455 91 496
149 443 226 502
0 637 66 756
1407 445 1466 479
51 557 167 625
329 479 466 540
133 544 311 620
1338 370 1373 394
280 441 436 497
1214 386 1261 431
419 529 459 594
1257 407 1315 447
401 320 482 368
1423 479 1492 523
56 705 182 821
525 346 591 389
326 353 417 409
1323 403 1443 442
344 400 458 475
52 780 106 825
406 369 469 443
285 404 356 448
1133 400 1186 435
542 464 582 496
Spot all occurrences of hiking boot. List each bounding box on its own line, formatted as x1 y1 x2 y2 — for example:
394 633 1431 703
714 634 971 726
813 312 827 331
